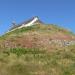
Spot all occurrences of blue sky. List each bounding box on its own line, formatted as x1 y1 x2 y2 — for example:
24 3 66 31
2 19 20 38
0 0 75 35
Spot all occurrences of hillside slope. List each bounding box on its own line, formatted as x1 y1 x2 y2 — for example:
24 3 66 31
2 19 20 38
0 20 75 75
0 24 75 49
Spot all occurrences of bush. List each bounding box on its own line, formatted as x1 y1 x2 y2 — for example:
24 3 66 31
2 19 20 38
9 48 45 57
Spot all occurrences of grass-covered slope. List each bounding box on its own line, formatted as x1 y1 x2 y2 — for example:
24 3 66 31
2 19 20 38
0 24 75 49
0 24 75 75
4 24 75 36
0 45 75 75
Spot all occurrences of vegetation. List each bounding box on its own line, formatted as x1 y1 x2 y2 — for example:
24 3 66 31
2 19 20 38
0 24 75 75
2 24 75 36
0 46 75 75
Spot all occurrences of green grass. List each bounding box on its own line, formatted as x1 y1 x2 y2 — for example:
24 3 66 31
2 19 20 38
0 46 75 75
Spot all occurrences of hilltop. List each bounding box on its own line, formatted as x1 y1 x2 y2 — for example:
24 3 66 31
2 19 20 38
1 17 75 49
0 17 75 75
